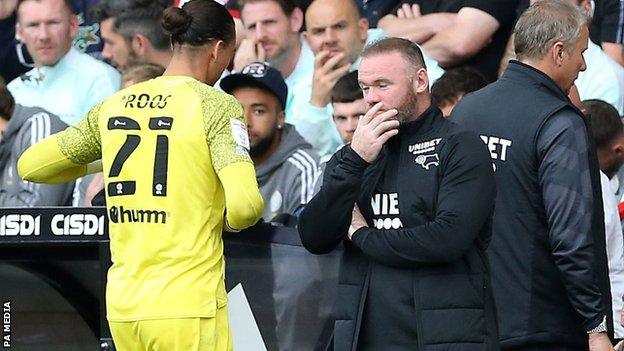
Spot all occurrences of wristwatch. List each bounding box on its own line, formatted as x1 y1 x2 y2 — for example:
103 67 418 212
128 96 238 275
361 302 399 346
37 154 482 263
587 316 608 334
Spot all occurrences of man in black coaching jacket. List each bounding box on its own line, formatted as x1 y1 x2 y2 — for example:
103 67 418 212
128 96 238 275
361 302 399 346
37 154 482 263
299 37 499 351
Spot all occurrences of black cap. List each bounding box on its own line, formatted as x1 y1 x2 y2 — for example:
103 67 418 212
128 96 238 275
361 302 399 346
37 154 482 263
220 62 288 110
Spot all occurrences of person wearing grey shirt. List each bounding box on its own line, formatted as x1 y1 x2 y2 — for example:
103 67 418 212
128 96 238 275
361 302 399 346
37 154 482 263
0 82 73 207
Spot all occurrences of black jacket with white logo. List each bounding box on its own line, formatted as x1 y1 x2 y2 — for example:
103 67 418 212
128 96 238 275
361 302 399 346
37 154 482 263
452 61 612 348
299 106 499 351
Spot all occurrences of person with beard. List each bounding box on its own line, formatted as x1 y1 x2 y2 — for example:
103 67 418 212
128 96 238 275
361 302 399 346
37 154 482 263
289 0 444 158
235 0 312 100
298 37 498 351
221 62 321 221
90 0 172 72
585 99 624 343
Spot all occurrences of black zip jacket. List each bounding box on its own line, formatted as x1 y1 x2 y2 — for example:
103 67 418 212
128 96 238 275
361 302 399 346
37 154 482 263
299 106 499 351
452 60 612 348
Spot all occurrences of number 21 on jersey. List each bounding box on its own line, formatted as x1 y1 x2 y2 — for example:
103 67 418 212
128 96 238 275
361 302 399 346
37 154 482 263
106 116 173 198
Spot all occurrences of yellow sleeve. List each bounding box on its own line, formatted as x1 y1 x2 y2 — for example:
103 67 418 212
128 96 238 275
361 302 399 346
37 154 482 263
218 162 264 230
17 103 103 184
18 135 102 184
187 81 252 172
190 82 262 229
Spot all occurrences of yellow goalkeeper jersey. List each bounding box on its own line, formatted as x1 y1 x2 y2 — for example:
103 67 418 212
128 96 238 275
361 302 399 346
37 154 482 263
18 76 264 321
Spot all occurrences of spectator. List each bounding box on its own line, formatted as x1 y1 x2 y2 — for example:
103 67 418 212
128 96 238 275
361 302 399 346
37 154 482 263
330 70 365 146
573 0 624 115
290 0 444 157
378 0 519 82
0 80 73 207
90 0 172 72
586 98 624 341
235 0 312 99
355 0 403 27
591 0 624 66
453 1 615 349
300 37 498 350
8 0 120 126
0 0 31 83
431 66 487 117
221 62 320 221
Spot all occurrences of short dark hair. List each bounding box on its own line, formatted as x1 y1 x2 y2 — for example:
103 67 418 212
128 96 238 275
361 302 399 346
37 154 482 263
162 0 235 47
431 66 487 108
0 82 15 121
332 70 362 104
585 99 624 148
361 37 426 74
18 0 74 15
91 0 170 51
238 0 298 16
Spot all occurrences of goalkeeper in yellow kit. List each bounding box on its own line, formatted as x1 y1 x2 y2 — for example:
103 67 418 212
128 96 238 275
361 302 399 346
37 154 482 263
17 1 264 350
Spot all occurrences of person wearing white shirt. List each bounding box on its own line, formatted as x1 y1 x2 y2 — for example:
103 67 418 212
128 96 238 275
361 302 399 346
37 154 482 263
575 0 624 116
234 0 313 108
8 0 120 126
586 99 624 339
290 0 444 157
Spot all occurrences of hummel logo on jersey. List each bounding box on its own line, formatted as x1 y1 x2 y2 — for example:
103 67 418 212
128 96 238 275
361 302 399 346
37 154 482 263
415 153 439 170
114 120 126 126
149 117 173 130
109 206 167 224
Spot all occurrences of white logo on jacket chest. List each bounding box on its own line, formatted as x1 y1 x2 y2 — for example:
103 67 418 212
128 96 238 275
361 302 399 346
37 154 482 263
415 153 439 170
371 193 403 229
409 138 441 170
408 138 442 154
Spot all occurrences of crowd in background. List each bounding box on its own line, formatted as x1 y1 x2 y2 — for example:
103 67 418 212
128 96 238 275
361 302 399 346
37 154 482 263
2 0 623 212
4 0 624 348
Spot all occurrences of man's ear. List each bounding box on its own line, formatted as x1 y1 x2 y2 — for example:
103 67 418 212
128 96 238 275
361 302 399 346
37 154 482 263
15 22 22 42
414 67 429 94
290 7 304 32
613 140 624 157
358 18 369 42
69 14 79 38
132 33 151 56
210 40 228 63
552 41 566 66
277 109 286 126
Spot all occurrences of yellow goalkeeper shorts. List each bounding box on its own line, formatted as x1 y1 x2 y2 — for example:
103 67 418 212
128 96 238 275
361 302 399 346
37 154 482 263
109 306 232 351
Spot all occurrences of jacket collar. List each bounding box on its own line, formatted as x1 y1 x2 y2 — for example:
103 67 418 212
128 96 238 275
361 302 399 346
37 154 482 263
502 60 570 102
399 104 442 136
